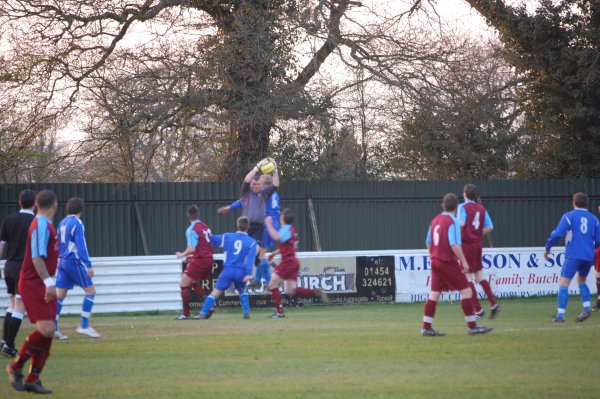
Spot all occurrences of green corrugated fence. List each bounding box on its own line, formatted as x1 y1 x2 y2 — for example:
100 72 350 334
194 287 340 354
1 180 598 256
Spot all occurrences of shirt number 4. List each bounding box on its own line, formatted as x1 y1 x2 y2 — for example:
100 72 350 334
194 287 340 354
472 211 481 230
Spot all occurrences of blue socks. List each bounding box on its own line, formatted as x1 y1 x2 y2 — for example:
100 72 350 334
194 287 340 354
254 259 271 285
81 295 95 329
240 293 250 316
556 286 568 319
579 284 591 312
56 297 65 331
201 293 250 317
201 294 216 316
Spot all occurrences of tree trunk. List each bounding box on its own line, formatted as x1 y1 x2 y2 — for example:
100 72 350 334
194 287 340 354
218 119 273 180
202 1 276 180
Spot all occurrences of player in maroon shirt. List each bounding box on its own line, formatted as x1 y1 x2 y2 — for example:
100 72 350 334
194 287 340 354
265 209 327 318
7 190 59 394
422 193 493 336
175 205 214 319
459 184 500 319
0 189 35 358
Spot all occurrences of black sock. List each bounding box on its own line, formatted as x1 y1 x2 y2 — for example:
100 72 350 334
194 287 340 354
6 316 22 348
2 312 12 343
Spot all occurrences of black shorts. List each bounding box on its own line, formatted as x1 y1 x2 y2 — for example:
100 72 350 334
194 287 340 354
248 223 264 248
3 260 21 296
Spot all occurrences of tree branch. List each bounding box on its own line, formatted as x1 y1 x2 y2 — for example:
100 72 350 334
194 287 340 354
293 0 354 89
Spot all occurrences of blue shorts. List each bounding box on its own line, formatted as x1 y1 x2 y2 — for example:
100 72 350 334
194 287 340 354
56 259 94 289
262 220 279 250
561 258 593 280
214 268 247 293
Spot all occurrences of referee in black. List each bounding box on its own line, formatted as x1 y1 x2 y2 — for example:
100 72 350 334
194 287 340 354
0 190 35 358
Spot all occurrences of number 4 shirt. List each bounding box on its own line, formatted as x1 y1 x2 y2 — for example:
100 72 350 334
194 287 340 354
458 200 493 244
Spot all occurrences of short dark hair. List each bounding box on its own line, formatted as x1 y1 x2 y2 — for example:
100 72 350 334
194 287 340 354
66 197 84 215
187 205 200 220
237 216 250 232
35 190 57 210
281 208 294 224
19 190 35 209
573 192 588 208
463 184 478 201
442 193 458 212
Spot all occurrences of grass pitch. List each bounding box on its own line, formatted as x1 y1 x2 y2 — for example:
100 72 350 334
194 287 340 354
1 297 598 399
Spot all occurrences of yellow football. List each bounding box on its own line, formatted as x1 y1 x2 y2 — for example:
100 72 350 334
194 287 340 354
260 160 276 174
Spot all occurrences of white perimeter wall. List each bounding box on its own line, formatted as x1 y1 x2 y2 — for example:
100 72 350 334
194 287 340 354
0 247 596 314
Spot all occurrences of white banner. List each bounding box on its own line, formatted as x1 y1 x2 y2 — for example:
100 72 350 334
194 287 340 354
395 247 599 302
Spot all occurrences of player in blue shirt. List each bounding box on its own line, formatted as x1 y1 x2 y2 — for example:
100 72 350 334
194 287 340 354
198 216 258 319
544 192 600 322
55 198 101 338
250 174 280 291
218 160 280 293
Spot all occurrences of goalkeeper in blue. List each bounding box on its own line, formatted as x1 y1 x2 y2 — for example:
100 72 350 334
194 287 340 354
198 216 257 320
544 192 600 323
55 198 101 338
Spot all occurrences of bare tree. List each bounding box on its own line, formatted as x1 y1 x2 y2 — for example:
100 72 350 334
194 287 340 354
384 38 523 179
0 1 360 178
0 62 66 182
462 0 600 177
1 0 466 180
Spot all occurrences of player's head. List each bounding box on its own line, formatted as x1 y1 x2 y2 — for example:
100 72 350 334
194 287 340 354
35 190 58 217
66 197 84 215
259 174 273 189
573 192 588 209
280 208 294 225
250 176 261 193
463 184 478 201
187 205 200 221
19 189 35 209
237 216 250 232
442 193 458 212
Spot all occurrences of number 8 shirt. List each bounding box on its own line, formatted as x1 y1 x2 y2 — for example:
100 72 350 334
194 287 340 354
546 208 600 262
